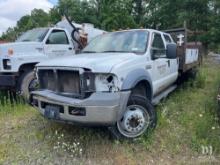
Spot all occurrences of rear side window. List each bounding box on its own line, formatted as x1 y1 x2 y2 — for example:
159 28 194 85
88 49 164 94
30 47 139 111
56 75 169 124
46 30 69 45
163 34 172 43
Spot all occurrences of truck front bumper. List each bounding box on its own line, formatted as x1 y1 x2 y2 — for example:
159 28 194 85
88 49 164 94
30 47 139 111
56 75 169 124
0 74 17 89
31 90 131 126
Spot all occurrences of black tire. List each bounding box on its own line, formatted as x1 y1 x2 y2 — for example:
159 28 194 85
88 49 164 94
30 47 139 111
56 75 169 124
18 71 37 100
187 68 198 79
109 95 157 139
177 68 198 85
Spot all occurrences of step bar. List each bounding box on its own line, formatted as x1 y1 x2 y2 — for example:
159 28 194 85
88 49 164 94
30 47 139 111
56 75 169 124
152 85 177 105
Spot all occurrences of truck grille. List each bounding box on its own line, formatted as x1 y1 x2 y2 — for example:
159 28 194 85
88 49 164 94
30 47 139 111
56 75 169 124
38 69 81 97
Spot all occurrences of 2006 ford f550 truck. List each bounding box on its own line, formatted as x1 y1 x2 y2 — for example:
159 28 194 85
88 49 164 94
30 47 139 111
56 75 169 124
0 17 105 98
31 28 200 139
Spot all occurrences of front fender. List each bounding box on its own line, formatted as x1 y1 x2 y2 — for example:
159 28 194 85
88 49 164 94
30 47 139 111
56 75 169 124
121 68 153 93
1 53 46 73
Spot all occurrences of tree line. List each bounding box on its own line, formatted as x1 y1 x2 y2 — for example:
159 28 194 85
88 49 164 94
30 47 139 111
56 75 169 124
1 0 219 51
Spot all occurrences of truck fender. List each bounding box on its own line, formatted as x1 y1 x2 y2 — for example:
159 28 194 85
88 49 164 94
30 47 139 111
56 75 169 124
19 63 38 73
121 69 153 94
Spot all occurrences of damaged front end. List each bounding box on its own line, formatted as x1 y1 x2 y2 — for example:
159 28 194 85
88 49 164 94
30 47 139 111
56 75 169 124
30 66 130 125
36 67 120 99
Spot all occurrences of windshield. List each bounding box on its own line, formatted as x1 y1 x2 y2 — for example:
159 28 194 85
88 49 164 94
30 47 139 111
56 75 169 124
16 28 49 42
83 30 149 54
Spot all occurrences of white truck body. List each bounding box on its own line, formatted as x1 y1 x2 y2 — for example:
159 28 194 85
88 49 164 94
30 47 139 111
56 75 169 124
0 27 74 73
31 29 186 138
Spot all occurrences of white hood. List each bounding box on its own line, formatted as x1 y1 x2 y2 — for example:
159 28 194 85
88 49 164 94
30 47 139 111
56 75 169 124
37 53 138 73
0 42 43 57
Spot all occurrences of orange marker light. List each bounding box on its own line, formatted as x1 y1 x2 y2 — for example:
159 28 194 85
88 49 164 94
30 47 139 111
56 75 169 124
8 48 14 56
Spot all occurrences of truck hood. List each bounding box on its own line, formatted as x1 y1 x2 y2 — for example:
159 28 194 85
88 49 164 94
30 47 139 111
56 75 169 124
37 53 138 73
0 42 43 57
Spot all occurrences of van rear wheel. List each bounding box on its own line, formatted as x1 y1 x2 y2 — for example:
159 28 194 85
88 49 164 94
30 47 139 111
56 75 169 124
109 95 157 139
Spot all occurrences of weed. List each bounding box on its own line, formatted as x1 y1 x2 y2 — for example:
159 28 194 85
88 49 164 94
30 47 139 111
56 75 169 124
53 130 83 157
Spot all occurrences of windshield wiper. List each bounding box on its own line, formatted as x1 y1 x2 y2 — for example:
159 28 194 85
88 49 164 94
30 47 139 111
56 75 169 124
102 50 144 55
21 39 31 42
101 50 130 53
82 51 97 53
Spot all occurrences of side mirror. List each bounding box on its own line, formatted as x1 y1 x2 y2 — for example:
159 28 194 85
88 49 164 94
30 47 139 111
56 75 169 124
166 44 177 59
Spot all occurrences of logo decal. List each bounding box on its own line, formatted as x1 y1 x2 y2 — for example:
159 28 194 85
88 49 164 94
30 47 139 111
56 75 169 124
157 64 166 75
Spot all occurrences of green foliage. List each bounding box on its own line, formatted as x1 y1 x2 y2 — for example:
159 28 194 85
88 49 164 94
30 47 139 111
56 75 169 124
194 70 207 88
0 9 50 41
58 0 137 30
49 7 61 24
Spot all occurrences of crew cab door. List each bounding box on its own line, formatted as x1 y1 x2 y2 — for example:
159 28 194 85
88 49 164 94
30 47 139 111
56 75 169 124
151 32 174 95
162 33 178 83
44 29 74 58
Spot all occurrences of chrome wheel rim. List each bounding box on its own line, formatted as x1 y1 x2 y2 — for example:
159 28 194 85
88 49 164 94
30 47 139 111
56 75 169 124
117 105 150 138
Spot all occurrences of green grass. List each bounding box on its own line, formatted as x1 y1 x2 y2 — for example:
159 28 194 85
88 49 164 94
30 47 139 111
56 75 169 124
0 57 220 164
146 60 220 155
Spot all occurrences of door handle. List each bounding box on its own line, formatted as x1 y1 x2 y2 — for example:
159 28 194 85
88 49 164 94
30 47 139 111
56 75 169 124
145 65 152 70
166 60 170 67
68 47 73 50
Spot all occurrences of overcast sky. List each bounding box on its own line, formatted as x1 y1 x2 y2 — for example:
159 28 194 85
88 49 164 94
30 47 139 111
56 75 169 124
0 0 58 36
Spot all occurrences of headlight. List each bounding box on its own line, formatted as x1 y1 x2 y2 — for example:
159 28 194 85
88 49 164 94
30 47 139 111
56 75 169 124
95 74 119 92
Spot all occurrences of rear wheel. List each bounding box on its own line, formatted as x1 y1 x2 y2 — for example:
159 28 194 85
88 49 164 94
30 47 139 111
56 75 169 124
177 68 198 85
18 71 38 100
187 68 198 79
109 95 157 139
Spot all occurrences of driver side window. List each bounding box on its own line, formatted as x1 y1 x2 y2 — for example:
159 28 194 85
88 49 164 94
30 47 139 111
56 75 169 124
46 30 69 45
151 33 166 59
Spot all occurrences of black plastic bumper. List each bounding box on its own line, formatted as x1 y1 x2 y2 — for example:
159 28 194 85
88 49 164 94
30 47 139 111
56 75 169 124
0 74 16 89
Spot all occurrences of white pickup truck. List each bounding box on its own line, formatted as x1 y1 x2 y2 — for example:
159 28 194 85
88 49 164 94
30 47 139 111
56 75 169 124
31 28 200 139
0 18 105 98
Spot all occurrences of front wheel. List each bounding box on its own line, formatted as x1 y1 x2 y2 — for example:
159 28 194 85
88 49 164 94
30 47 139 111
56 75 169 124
109 95 157 139
18 71 38 100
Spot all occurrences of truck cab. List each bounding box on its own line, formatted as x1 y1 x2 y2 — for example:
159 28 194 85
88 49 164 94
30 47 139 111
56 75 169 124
0 27 74 98
31 29 181 139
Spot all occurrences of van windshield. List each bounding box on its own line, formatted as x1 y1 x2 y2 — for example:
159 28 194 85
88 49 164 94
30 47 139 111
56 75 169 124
82 30 149 54
16 28 49 42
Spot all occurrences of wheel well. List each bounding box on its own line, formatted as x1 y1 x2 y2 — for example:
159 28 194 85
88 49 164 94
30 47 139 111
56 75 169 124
19 63 37 74
131 80 152 100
